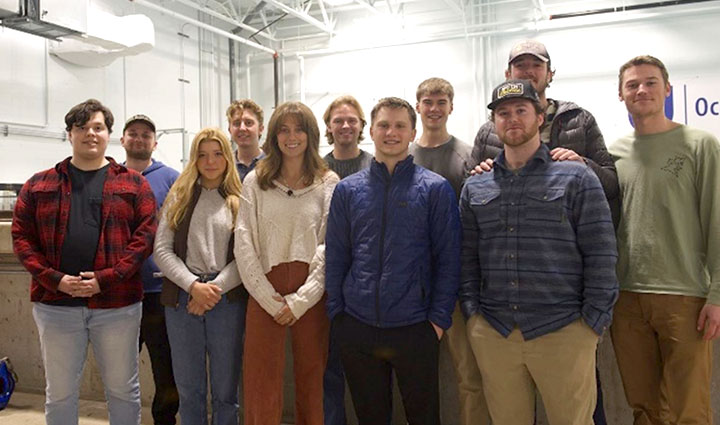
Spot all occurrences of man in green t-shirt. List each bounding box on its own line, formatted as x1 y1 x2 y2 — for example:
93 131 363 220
610 55 720 425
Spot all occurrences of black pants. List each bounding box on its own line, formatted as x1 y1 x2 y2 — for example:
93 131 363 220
140 292 179 425
334 314 440 425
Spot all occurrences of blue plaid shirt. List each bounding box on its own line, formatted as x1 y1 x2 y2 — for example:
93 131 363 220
459 144 618 339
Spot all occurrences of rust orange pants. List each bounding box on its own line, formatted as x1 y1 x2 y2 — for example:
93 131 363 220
243 261 329 425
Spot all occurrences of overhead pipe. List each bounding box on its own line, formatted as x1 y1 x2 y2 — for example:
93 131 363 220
129 0 276 55
549 0 713 19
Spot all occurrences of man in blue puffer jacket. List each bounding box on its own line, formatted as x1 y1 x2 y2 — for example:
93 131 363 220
326 97 461 425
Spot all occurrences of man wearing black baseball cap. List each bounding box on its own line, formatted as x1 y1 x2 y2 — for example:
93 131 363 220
472 40 618 227
459 79 618 425
470 40 618 424
121 114 180 425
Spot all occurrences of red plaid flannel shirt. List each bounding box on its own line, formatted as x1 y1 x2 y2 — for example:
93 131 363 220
12 157 158 308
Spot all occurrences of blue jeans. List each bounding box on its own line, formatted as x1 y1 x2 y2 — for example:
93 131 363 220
32 302 142 425
165 290 245 425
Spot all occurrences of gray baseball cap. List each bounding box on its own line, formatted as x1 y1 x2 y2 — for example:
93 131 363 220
123 114 156 133
508 40 550 64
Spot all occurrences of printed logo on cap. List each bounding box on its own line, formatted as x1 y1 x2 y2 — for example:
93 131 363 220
498 83 524 99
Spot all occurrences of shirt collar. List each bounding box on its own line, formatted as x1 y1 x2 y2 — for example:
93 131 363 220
237 151 265 168
494 144 551 176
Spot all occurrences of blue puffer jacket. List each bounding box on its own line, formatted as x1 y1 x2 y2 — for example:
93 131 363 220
325 155 461 330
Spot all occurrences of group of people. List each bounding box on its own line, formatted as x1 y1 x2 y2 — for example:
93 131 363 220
10 39 720 425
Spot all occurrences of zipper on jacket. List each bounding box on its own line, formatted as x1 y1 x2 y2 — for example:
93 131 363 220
376 180 390 327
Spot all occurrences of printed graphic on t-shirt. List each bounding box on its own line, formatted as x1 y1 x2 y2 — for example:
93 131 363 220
660 155 686 177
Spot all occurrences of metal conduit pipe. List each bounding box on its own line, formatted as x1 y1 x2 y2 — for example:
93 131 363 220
246 53 252 99
548 0 715 19
273 52 280 107
298 55 305 103
229 38 236 101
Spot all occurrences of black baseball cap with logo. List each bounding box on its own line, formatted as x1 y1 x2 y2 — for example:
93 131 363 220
487 79 541 110
123 114 156 133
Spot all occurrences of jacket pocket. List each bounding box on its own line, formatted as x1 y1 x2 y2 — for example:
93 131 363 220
524 187 565 222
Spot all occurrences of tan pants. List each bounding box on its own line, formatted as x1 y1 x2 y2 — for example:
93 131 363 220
467 315 598 425
610 291 713 425
445 303 491 425
243 262 329 425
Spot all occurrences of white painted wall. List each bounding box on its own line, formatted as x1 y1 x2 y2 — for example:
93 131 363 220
2 0 720 185
0 0 251 183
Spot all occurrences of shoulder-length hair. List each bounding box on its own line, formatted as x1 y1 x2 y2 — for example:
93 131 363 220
164 127 242 230
255 101 328 190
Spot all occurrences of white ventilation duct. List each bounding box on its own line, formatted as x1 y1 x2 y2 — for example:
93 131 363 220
50 9 154 68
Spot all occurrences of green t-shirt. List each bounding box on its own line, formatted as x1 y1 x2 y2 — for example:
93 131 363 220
610 124 720 304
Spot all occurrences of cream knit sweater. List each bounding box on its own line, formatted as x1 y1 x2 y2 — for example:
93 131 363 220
234 170 339 319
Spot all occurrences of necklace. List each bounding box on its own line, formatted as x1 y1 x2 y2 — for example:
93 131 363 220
279 173 304 196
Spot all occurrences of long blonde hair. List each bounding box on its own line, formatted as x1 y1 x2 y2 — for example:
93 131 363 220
164 127 242 230
255 101 328 190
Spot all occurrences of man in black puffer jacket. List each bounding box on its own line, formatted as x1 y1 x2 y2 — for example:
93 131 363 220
472 40 620 229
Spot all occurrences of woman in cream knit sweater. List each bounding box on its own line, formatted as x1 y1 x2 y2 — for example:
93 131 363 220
235 101 339 425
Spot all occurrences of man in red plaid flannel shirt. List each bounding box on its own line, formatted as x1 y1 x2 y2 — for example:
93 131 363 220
12 99 157 425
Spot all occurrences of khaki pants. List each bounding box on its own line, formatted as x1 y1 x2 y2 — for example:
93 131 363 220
467 315 598 425
445 303 491 425
243 262 329 425
610 291 713 425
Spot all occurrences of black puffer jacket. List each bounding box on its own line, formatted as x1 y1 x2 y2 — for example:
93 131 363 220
471 99 620 227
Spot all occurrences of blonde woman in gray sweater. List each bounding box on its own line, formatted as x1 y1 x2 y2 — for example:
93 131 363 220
154 128 245 425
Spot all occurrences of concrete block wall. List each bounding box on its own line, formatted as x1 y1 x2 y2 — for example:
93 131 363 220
1 221 719 424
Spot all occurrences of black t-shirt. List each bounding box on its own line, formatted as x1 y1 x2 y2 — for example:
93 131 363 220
48 163 108 306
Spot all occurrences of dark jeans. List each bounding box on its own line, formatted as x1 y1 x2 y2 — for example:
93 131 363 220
140 292 179 425
323 329 347 425
335 314 440 425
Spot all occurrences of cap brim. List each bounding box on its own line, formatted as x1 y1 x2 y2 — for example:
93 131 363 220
123 119 155 132
509 52 549 64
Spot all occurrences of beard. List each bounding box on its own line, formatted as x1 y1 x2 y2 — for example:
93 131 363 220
125 148 153 161
500 125 539 147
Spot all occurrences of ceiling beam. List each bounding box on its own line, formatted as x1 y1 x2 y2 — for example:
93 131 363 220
170 0 276 41
441 0 464 15
317 0 332 28
353 0 382 14
261 0 335 34
129 0 276 54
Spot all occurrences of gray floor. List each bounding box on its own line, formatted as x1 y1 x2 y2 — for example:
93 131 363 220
0 392 155 425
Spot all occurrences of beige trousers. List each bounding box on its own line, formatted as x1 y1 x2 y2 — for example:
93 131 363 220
445 303 491 425
467 315 598 425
